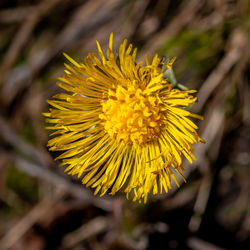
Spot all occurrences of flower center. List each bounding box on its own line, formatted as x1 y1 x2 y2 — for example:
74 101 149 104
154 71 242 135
99 84 164 145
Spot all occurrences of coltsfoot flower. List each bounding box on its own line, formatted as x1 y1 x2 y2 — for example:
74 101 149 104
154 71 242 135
44 33 205 202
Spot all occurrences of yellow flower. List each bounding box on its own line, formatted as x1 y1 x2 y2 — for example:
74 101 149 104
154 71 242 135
44 33 205 202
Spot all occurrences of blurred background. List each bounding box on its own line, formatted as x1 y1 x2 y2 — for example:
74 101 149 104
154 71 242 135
0 0 250 249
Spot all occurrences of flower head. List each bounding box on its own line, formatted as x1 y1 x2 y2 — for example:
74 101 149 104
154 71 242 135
44 33 205 202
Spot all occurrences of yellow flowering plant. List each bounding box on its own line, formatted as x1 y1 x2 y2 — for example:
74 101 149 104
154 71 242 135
44 33 205 202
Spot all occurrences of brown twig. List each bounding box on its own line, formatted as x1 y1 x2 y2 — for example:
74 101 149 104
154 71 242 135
0 6 36 24
140 0 204 57
194 29 248 111
187 237 227 250
11 154 112 211
62 216 111 248
0 0 61 84
0 116 46 166
0 199 50 250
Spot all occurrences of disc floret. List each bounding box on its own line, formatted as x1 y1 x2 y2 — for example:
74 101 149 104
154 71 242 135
99 82 164 145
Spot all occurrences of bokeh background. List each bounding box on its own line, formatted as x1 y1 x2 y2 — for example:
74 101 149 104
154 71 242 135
0 0 250 249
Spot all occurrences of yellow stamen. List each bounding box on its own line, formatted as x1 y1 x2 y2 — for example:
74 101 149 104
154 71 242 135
99 84 164 145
